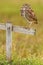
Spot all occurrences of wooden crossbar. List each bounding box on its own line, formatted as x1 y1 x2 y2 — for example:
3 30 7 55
0 22 36 61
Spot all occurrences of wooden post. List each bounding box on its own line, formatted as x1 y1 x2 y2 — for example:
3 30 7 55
6 22 12 61
0 22 36 61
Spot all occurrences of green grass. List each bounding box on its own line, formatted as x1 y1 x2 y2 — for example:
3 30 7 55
0 56 43 65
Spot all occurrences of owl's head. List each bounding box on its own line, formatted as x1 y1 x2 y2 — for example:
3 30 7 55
20 4 30 16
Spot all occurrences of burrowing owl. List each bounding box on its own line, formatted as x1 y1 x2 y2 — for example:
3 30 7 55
21 4 38 27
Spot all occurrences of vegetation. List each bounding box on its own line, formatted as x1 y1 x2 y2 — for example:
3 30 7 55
0 0 43 65
0 55 43 65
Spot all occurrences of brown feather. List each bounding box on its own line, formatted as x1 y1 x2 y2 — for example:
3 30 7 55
21 4 38 24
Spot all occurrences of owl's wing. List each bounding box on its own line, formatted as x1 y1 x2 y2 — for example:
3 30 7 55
25 10 34 21
25 8 37 22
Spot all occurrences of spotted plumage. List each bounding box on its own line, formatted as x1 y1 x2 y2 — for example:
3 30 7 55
21 4 38 24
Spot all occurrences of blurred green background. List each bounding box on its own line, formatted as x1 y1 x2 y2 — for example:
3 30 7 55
0 0 43 61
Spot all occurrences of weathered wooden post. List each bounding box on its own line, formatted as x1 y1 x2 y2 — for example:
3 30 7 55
6 22 12 61
0 22 36 61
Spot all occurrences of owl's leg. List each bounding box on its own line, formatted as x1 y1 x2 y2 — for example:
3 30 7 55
29 22 33 29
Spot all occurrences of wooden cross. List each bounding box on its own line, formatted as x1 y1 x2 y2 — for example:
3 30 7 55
0 22 36 61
